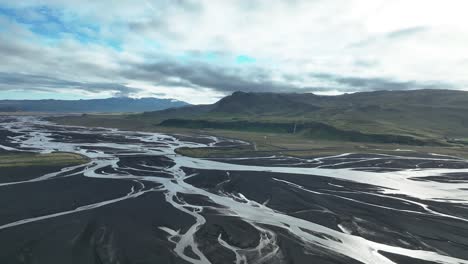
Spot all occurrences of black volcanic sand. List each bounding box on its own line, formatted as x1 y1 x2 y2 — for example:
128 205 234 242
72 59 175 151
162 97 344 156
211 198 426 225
0 165 83 183
115 155 176 178
0 191 195 264
380 252 441 264
2 117 468 264
196 210 366 264
0 129 21 149
117 155 175 169
48 130 148 145
208 153 468 170
268 225 365 264
0 175 148 226
172 135 217 145
411 172 468 183
194 213 252 263
185 168 468 260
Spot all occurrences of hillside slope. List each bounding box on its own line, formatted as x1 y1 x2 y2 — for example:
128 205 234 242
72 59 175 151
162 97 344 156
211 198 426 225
144 89 468 144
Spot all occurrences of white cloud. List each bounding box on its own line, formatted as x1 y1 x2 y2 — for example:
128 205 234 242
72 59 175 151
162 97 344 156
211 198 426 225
0 0 467 103
127 81 224 104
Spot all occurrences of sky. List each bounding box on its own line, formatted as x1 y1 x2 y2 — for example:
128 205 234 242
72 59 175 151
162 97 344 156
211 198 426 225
0 0 467 104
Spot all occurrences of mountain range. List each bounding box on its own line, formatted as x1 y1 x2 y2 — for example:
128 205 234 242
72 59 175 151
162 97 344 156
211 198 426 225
0 97 189 113
46 90 468 146
141 89 468 145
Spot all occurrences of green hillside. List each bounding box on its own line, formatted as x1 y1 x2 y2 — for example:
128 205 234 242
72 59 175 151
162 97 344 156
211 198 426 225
51 89 468 146
138 90 468 144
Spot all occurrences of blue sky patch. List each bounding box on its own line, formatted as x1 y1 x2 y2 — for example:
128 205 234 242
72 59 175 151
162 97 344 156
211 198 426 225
0 6 101 44
0 90 95 100
235 55 256 64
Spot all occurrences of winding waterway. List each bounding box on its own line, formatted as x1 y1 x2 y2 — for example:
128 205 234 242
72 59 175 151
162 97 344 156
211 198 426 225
1 116 468 264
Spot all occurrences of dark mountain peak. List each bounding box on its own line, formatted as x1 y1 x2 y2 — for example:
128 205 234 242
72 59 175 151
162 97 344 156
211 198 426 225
230 91 249 96
144 89 468 121
212 91 320 114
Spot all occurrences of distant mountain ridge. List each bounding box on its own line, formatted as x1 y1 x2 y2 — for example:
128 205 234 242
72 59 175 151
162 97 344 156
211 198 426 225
142 89 468 144
146 89 468 116
210 90 468 113
0 97 189 113
212 91 321 114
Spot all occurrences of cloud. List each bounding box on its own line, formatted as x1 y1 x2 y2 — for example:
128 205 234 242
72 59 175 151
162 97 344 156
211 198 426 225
386 26 428 39
0 72 137 96
0 0 467 103
310 73 454 92
123 60 302 93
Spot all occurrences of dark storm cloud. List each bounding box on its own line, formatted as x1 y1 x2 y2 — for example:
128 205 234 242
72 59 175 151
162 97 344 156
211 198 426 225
0 72 136 95
123 59 453 95
0 27 303 96
311 73 454 91
123 61 302 93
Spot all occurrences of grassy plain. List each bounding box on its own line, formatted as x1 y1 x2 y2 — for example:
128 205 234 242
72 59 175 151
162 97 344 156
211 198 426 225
49 115 468 159
0 152 89 168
